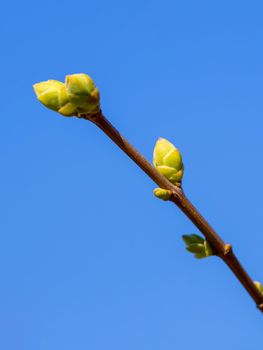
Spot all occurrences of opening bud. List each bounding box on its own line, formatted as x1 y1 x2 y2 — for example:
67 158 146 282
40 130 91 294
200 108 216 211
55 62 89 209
153 138 184 184
65 73 100 115
33 80 77 116
182 234 214 259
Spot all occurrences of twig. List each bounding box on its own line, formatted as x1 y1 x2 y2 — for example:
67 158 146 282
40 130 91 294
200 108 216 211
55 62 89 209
82 110 263 312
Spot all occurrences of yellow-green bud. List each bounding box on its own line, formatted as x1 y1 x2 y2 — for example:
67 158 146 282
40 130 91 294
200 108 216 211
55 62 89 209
254 281 263 294
153 138 184 184
65 73 100 115
33 80 77 116
153 188 172 201
182 234 214 259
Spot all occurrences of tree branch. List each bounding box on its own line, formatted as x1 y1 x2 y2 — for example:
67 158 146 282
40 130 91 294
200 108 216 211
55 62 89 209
82 110 263 312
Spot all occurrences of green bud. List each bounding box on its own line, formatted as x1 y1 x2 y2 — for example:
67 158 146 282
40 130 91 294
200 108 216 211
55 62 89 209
182 234 214 259
153 188 172 201
33 80 77 116
254 281 263 294
65 73 100 115
153 138 184 184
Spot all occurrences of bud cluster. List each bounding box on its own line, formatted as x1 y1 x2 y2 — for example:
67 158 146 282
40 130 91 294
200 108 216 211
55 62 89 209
182 234 214 259
33 73 100 117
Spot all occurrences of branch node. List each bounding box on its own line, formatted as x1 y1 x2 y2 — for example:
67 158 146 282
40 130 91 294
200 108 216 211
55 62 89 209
223 243 232 256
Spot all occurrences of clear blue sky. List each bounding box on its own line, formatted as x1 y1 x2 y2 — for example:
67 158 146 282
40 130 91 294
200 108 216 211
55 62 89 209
1 0 263 349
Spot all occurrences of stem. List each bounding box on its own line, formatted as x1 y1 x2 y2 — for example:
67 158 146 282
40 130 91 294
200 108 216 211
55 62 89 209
82 111 263 312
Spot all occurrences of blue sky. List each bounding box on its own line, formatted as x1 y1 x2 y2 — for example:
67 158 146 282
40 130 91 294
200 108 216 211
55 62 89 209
1 0 263 349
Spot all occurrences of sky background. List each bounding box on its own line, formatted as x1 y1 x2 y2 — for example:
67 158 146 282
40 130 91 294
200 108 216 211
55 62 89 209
1 0 263 349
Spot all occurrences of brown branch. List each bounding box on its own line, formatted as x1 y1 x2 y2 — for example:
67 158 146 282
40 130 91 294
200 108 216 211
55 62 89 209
81 110 263 312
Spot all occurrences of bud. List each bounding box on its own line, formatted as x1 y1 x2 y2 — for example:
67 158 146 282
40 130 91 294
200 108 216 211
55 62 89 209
153 138 184 184
254 281 263 294
65 73 100 115
153 188 172 201
33 80 77 116
182 234 214 259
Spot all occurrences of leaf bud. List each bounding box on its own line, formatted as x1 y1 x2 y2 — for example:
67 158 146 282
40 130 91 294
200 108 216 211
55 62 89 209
153 138 184 184
33 80 77 116
65 73 100 115
153 188 172 201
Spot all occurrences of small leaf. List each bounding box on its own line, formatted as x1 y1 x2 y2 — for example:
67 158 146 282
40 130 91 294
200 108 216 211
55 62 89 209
182 234 214 259
186 243 205 254
195 253 206 259
182 234 204 245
